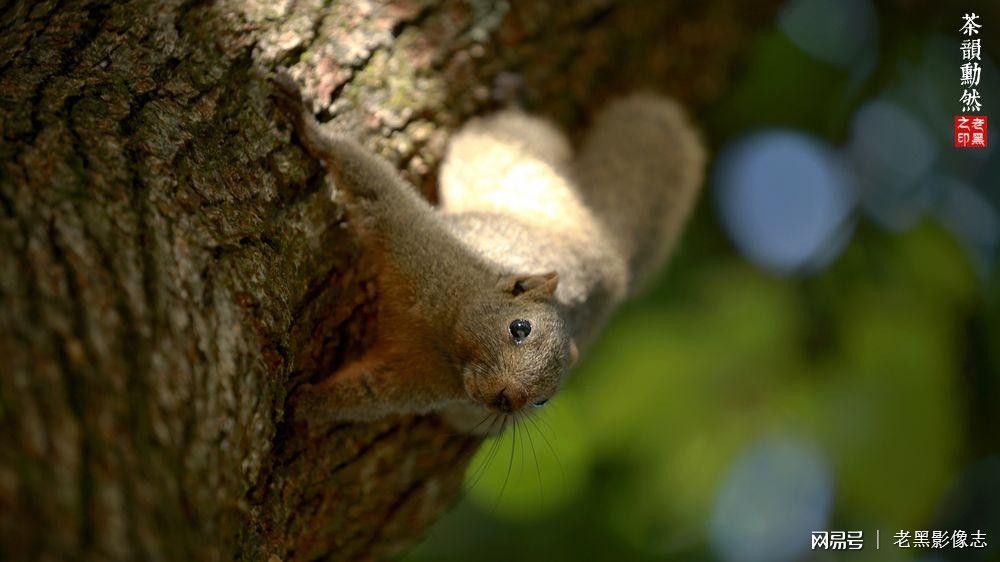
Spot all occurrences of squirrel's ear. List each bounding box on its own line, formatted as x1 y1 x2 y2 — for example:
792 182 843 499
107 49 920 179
497 271 559 300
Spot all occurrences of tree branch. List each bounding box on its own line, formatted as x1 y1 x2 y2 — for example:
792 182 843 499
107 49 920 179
0 1 777 560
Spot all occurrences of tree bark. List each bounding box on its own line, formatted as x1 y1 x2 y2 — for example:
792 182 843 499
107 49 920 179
0 1 775 560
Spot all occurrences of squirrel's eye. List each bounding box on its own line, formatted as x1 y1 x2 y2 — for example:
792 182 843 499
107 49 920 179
533 398 549 407
509 319 532 343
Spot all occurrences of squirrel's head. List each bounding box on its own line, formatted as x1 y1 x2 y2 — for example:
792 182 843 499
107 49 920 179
455 271 579 416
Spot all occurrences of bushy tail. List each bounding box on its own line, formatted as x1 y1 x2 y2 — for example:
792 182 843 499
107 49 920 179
573 94 706 294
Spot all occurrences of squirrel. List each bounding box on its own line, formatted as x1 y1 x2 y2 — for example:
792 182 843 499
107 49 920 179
271 71 705 434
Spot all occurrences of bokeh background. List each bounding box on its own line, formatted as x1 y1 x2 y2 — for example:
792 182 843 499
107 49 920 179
405 1 999 560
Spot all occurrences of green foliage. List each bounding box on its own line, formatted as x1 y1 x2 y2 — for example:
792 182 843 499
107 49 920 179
405 7 997 558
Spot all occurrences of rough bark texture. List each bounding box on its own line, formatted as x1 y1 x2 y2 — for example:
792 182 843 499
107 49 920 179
0 1 775 560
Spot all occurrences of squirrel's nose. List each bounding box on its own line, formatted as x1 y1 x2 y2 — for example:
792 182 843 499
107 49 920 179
491 386 528 413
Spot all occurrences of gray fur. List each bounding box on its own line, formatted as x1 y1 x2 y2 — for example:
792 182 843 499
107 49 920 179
272 73 704 433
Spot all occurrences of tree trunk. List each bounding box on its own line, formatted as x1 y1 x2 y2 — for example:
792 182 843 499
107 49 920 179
0 1 775 560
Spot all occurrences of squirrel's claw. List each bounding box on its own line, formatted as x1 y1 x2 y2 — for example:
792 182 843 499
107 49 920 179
269 67 306 113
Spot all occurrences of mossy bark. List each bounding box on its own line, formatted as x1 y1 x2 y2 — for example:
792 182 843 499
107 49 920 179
0 1 776 560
